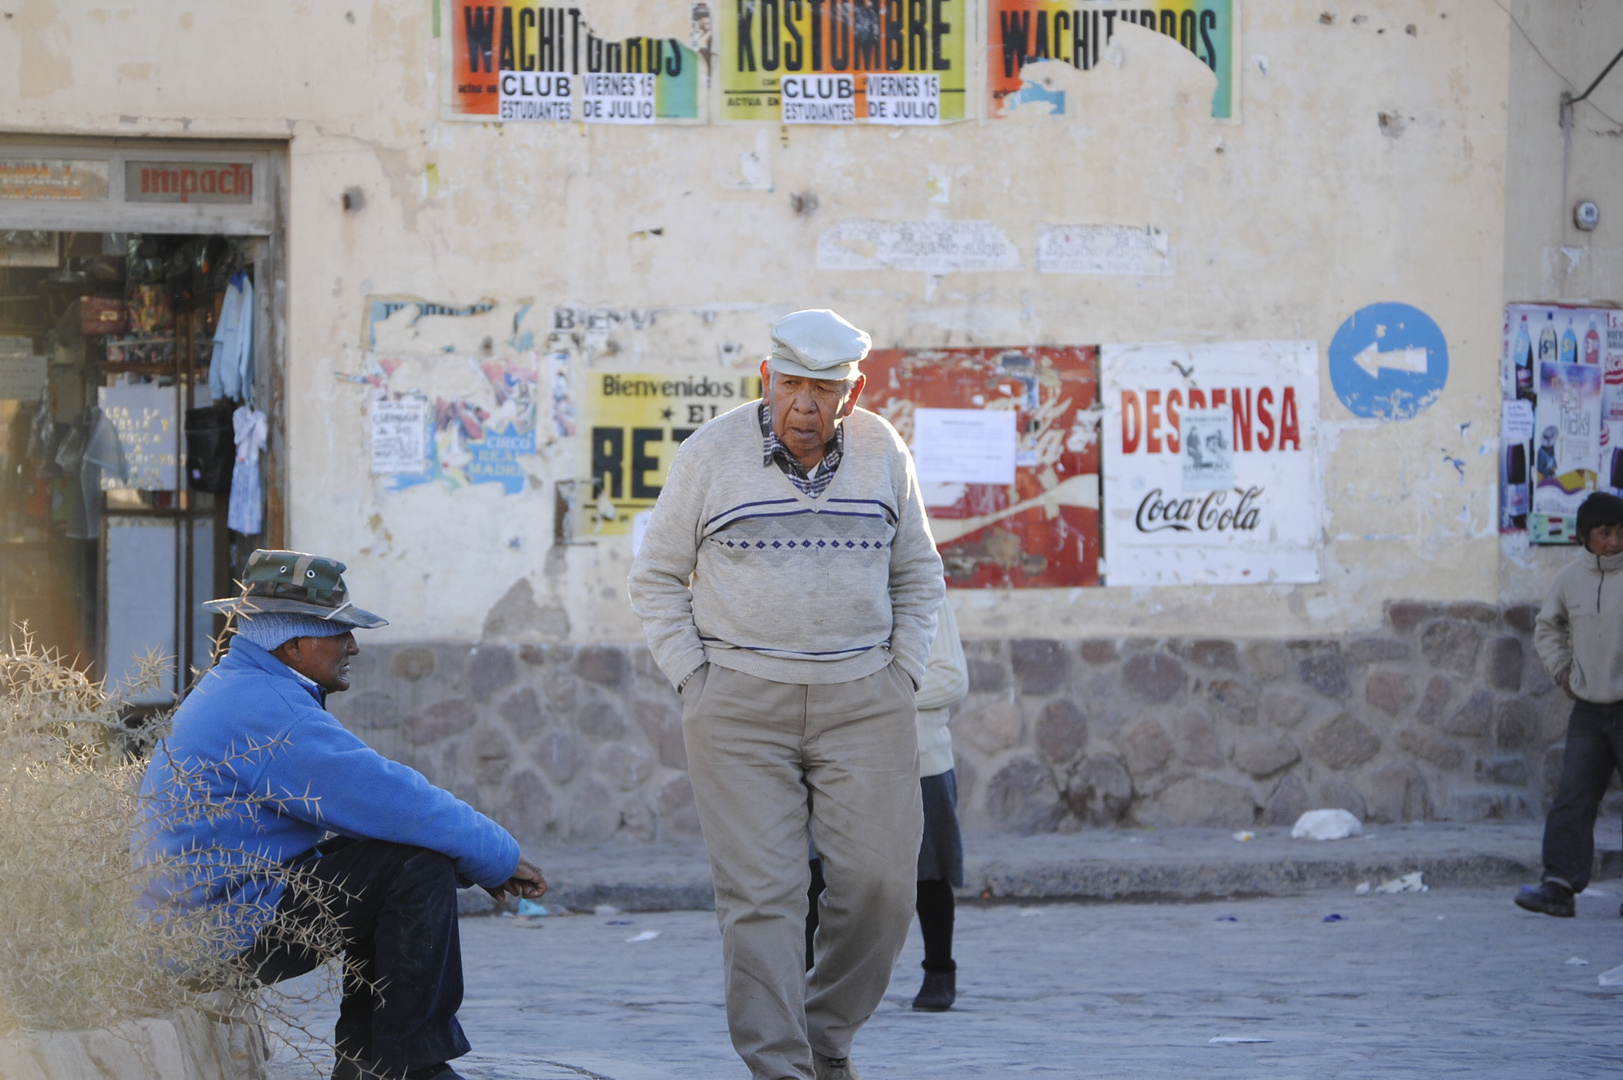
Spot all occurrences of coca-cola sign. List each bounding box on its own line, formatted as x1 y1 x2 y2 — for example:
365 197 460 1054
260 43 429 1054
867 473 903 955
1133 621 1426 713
1102 341 1322 586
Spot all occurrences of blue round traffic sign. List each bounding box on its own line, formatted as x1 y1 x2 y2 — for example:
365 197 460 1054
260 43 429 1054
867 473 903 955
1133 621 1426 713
1327 302 1449 420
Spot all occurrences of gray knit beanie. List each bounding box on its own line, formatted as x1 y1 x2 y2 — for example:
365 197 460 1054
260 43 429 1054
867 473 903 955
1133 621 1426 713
234 612 354 652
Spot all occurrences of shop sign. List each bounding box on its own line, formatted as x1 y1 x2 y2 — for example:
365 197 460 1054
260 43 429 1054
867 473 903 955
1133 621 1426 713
124 161 255 204
721 0 967 123
1101 341 1321 586
0 159 109 201
99 381 179 491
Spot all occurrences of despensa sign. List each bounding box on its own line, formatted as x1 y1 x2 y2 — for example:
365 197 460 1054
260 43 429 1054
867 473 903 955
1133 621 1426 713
1101 341 1323 586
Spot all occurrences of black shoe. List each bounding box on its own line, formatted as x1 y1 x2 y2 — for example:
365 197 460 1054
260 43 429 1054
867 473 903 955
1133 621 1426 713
912 969 956 1011
1514 881 1575 918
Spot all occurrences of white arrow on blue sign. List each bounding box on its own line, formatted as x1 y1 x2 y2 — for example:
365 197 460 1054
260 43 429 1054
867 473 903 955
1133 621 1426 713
1327 303 1449 420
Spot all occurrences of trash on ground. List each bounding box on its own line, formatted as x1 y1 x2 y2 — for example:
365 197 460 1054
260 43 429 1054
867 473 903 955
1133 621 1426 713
1566 957 1589 966
1354 882 1371 895
626 930 661 943
1018 907 1045 917
516 899 549 917
1578 886 1613 898
1215 916 1238 922
606 918 634 925
1375 872 1427 894
594 904 622 917
1323 913 1347 923
1598 964 1623 987
1290 808 1362 841
1232 831 1254 842
1209 1036 1273 1045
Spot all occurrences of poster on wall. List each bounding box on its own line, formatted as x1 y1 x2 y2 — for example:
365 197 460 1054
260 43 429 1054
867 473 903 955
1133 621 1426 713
368 356 541 495
860 346 1100 588
1500 303 1621 543
585 372 762 534
987 0 1238 120
720 0 968 123
1100 341 1321 586
445 2 701 122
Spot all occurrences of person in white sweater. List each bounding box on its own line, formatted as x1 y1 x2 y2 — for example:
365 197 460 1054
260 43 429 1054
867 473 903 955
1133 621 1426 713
628 309 944 1080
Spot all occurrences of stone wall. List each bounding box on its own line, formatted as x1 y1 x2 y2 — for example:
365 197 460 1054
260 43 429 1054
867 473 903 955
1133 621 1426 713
329 602 1604 845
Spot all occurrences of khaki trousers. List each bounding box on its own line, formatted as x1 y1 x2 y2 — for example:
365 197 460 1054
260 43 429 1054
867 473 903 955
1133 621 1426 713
681 662 923 1080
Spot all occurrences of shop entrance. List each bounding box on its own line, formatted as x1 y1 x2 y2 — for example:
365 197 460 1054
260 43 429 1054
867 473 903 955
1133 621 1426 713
0 139 285 704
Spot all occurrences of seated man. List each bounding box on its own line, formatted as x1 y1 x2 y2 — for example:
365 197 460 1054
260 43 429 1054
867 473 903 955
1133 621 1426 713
134 550 544 1080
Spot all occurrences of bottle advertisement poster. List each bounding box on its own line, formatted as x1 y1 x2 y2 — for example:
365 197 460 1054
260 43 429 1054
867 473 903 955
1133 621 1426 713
1500 303 1620 543
1100 341 1321 586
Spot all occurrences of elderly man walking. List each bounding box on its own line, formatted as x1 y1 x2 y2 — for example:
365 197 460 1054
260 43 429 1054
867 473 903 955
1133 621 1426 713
629 310 944 1080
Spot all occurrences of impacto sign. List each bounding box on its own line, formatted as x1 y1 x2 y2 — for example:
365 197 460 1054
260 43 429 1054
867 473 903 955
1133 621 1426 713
721 0 967 122
1100 341 1321 586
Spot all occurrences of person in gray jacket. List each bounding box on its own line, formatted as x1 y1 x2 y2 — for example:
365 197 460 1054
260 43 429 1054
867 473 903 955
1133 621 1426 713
1519 492 1623 918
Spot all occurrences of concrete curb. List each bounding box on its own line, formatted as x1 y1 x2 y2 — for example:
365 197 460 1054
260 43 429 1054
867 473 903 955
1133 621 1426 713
0 1008 267 1080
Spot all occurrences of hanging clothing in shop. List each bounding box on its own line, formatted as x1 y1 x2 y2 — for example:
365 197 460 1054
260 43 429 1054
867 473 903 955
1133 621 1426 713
58 408 128 540
208 271 254 405
228 405 267 535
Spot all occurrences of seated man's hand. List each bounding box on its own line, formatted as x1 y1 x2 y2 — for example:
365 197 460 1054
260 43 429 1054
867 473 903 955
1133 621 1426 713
485 853 548 901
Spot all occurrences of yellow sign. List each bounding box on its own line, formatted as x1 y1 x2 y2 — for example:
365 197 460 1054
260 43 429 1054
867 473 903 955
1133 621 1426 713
585 372 762 533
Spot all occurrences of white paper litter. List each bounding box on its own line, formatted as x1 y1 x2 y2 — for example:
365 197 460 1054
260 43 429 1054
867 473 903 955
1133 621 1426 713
1209 1036 1273 1045
1598 964 1623 987
1566 957 1590 966
1290 808 1363 841
1375 872 1428 894
626 930 661 943
1354 882 1371 895
1232 831 1254 842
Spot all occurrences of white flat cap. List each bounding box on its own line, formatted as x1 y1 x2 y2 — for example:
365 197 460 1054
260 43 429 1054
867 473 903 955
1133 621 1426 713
766 309 872 381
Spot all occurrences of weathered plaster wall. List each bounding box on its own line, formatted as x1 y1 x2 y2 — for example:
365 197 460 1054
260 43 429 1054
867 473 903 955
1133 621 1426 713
0 1 1515 645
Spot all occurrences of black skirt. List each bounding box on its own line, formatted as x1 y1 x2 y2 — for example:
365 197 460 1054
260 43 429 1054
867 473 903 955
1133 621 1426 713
918 769 964 887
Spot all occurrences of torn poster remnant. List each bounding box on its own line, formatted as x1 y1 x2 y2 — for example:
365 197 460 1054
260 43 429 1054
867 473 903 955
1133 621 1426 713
816 220 1022 274
1036 224 1173 275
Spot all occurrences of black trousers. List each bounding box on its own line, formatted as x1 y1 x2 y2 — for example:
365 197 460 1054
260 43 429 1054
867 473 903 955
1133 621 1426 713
807 859 955 974
243 838 470 1074
1541 700 1623 892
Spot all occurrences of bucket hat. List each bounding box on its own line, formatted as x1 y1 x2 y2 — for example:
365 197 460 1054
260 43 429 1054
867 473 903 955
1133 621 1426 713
203 549 387 629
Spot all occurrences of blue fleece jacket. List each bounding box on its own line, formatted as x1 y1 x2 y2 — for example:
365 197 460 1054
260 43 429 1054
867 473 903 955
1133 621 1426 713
133 639 520 949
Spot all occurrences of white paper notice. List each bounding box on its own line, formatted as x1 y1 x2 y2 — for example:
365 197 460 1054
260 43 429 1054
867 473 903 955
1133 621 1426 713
371 398 430 475
581 72 656 124
0 355 47 400
498 72 573 121
866 73 939 124
1036 224 1173 275
1501 399 1535 443
817 220 1022 274
782 75 856 123
912 408 1017 485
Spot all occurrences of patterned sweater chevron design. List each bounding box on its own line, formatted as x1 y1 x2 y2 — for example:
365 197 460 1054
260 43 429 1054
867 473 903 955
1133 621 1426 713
629 400 944 687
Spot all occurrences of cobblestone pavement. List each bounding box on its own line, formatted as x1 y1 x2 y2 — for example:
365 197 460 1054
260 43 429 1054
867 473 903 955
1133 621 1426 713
270 885 1623 1080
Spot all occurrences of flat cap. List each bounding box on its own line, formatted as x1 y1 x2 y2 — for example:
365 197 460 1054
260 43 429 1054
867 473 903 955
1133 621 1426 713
766 309 872 382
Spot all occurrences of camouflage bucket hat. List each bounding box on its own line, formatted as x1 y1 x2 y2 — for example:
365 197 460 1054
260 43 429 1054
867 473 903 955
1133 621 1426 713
202 549 388 629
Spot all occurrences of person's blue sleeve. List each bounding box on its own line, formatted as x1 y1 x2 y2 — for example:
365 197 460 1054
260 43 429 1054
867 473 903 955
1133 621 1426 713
258 704 520 888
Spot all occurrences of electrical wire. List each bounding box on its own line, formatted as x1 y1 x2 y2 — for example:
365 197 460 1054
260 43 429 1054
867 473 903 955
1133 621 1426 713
1492 0 1623 129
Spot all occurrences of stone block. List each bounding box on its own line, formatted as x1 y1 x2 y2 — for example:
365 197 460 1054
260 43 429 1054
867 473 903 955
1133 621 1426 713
1415 675 1454 724
1064 755 1133 825
1368 763 1430 822
1259 687 1311 729
1298 649 1350 699
404 699 477 745
1231 733 1301 778
622 795 659 842
1543 744 1565 790
1479 756 1531 786
1445 602 1500 624
956 701 1025 755
1448 792 1507 822
577 698 629 742
568 779 620 841
392 646 436 681
1387 600 1445 633
534 729 584 784
1504 603 1539 634
657 775 704 835
1439 689 1492 738
497 687 546 741
334 689 398 731
1344 636 1410 664
1080 639 1119 664
1173 706 1222 768
1118 718 1174 776
1206 679 1259 724
1011 639 1070 695
575 644 631 688
465 645 517 701
966 658 1007 692
538 666 580 717
1485 635 1524 691
635 698 687 769
596 742 657 791
952 752 979 807
1364 670 1415 716
1396 729 1465 770
1419 620 1483 675
1318 776 1368 820
1309 713 1381 770
1035 698 1089 765
1138 777 1256 828
1244 640 1290 679
502 770 555 839
1122 651 1185 703
1262 774 1311 826
1494 697 1538 750
1541 694 1573 745
1186 639 1240 671
467 725 515 785
984 756 1065 834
